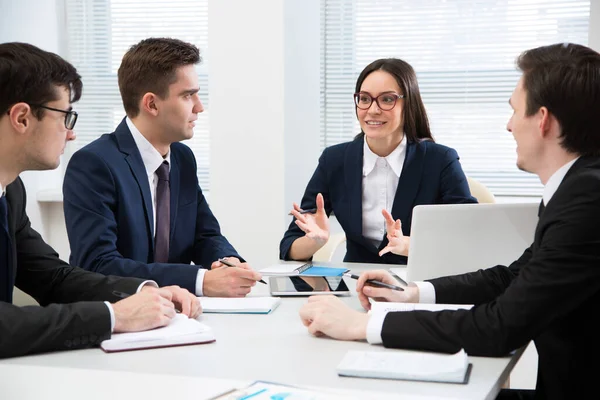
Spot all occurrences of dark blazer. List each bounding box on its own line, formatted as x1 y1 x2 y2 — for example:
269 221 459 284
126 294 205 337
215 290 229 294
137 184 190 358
279 137 477 264
63 118 242 293
0 177 143 359
380 156 600 399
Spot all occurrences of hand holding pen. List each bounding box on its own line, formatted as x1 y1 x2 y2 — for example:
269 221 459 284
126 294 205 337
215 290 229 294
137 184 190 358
351 270 418 311
217 257 267 285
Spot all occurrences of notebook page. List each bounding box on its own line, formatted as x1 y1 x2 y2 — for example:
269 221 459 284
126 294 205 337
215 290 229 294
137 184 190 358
108 314 210 343
337 349 468 382
199 297 280 312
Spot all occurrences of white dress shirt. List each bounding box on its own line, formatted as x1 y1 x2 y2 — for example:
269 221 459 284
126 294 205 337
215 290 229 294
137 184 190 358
366 157 580 344
126 118 207 296
362 138 407 248
0 182 157 332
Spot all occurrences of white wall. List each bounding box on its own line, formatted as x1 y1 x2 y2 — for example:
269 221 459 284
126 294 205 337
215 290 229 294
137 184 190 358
208 0 321 267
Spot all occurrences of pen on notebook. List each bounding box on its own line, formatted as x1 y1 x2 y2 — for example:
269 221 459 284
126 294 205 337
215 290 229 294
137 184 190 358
343 273 404 291
288 208 317 216
218 258 267 285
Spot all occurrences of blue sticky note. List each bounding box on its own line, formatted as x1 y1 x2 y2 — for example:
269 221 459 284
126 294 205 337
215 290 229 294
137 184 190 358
299 266 348 277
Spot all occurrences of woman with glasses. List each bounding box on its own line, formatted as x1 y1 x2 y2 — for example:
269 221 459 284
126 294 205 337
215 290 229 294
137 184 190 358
280 58 477 265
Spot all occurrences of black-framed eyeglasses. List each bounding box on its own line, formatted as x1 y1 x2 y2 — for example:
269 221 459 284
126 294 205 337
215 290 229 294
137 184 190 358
30 104 78 130
353 92 404 111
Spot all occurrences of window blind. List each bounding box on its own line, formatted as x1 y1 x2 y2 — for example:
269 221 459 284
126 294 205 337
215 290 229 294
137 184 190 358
321 0 590 196
65 0 210 190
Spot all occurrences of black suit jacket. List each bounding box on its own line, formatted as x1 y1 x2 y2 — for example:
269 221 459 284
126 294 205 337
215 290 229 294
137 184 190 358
380 156 600 399
0 177 144 359
279 137 476 264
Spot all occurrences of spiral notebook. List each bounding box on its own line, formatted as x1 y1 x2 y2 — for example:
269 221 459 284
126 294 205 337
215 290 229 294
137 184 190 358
100 314 215 353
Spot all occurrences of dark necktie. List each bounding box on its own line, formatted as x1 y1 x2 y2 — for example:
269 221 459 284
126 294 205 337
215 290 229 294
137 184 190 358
0 196 13 303
154 162 170 263
538 201 545 217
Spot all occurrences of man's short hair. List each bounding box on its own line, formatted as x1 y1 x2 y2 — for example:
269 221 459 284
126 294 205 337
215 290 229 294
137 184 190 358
118 37 201 117
517 43 600 156
0 42 82 119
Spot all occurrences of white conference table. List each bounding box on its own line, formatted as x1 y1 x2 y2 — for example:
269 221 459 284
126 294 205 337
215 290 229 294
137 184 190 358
0 262 524 400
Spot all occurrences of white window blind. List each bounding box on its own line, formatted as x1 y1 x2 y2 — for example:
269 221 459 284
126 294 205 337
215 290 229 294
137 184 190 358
321 0 590 197
65 0 210 191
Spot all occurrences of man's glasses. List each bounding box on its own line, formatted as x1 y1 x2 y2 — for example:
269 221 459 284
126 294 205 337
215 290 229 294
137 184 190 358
353 92 404 111
30 104 78 130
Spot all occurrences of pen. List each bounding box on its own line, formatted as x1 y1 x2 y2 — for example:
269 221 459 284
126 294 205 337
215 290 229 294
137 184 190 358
343 272 404 291
287 208 317 216
112 290 132 299
218 258 267 285
112 290 181 313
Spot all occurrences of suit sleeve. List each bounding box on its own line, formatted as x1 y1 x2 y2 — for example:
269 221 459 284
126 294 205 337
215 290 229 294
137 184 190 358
1 178 143 359
63 150 200 292
438 147 478 204
380 172 600 356
192 182 244 268
279 149 333 260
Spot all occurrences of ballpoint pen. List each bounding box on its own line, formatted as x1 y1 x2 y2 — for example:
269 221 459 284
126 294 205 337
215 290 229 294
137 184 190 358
218 258 267 285
343 272 404 291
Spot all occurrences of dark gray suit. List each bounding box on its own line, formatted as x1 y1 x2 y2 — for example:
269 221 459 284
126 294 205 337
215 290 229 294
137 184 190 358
0 177 144 358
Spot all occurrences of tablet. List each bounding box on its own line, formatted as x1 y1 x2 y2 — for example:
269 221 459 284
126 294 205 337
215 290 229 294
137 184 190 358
269 276 351 296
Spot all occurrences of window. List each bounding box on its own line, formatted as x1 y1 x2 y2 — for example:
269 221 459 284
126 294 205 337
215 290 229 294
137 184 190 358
321 0 590 196
65 0 210 190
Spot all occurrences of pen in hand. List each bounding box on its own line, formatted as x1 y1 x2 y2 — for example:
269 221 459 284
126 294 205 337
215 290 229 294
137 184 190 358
343 273 405 291
218 258 267 285
288 208 317 216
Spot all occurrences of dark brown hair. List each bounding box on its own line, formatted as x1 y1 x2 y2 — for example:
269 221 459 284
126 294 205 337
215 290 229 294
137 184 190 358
354 58 433 143
0 42 82 118
517 43 600 156
118 37 201 117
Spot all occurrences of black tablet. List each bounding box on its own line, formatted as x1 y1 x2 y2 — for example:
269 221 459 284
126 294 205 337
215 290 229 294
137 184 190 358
269 276 351 296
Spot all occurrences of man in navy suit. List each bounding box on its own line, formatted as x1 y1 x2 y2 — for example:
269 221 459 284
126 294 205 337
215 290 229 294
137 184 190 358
63 38 262 297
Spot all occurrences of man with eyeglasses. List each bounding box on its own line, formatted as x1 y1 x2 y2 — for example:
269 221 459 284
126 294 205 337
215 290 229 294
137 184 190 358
0 42 201 359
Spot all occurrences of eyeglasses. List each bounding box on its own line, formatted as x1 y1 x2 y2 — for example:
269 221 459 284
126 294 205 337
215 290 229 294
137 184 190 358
30 104 78 130
353 92 404 111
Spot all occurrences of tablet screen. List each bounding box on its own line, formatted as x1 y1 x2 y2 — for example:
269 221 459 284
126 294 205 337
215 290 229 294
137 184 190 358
269 276 351 296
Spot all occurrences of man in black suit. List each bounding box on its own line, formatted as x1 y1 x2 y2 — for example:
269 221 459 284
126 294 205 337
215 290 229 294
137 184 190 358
299 42 600 399
0 42 201 359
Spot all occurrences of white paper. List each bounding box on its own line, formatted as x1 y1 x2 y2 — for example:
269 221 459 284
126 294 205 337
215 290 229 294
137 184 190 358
199 297 281 313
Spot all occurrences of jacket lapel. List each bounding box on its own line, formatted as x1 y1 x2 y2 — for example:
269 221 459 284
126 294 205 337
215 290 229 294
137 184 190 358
390 140 425 235
344 138 364 239
114 118 155 243
169 152 180 241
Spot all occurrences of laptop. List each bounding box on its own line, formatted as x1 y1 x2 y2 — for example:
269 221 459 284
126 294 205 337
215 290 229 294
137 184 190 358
392 203 539 282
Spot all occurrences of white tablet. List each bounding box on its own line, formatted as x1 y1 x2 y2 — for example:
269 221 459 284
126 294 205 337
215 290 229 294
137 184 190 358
269 276 351 296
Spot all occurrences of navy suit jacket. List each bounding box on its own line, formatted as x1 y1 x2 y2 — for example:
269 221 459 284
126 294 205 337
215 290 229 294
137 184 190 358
279 137 477 264
63 118 242 293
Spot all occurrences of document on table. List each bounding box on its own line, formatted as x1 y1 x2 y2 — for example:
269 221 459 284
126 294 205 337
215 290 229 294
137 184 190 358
100 314 215 353
370 302 473 313
199 297 281 314
337 349 472 384
209 380 362 400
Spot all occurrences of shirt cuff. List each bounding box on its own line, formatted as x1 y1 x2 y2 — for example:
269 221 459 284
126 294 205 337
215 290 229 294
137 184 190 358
366 311 388 345
414 281 436 303
104 302 115 333
195 269 207 296
137 280 158 293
